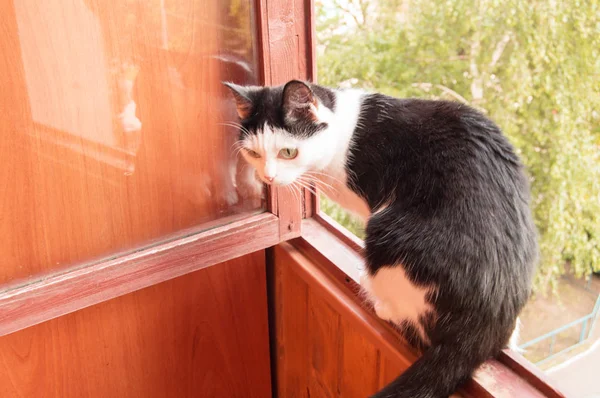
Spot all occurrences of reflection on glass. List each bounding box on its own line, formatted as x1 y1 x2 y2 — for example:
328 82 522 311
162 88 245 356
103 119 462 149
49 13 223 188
0 0 263 284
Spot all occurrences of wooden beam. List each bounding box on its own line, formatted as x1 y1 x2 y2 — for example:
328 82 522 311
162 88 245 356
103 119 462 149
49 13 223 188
257 0 315 238
0 213 279 336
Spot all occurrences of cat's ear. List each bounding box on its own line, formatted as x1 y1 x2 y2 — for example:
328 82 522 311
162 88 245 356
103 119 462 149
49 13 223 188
282 80 319 124
223 82 254 120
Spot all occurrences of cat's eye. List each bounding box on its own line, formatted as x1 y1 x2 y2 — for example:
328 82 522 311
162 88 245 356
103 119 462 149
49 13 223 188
245 149 261 158
278 148 298 159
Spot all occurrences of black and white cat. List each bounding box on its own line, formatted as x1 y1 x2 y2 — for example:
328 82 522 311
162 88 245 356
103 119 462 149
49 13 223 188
224 80 538 398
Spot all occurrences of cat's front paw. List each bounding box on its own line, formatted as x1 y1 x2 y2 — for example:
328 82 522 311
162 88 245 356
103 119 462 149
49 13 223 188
360 272 394 322
218 189 239 207
237 182 263 201
373 301 394 321
237 171 264 201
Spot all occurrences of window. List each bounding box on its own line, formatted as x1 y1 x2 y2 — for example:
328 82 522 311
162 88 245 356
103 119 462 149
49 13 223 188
2 0 264 285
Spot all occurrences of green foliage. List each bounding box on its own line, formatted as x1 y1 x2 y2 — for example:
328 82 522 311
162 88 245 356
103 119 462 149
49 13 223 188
316 0 600 292
320 196 365 239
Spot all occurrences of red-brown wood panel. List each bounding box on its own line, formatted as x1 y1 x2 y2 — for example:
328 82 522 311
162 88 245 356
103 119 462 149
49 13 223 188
272 244 400 398
307 293 340 397
339 317 381 397
380 357 406 390
0 252 271 398
272 249 310 398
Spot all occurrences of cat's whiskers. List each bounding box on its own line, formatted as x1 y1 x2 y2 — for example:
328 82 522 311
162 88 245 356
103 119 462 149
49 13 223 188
304 169 342 180
293 179 318 196
230 140 244 150
285 184 295 203
305 170 345 187
296 177 331 197
295 175 317 190
296 176 328 197
219 120 247 131
230 142 247 158
287 182 301 204
306 176 337 193
219 122 251 136
291 183 301 204
233 147 246 158
294 183 303 204
299 174 339 197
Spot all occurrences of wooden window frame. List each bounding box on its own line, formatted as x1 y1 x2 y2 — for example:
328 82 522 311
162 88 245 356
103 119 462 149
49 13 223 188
0 0 313 337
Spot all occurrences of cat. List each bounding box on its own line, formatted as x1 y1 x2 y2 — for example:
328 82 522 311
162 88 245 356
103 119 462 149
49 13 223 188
224 80 538 398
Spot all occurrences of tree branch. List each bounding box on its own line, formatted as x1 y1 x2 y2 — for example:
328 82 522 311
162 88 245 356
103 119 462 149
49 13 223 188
470 0 483 101
489 32 512 69
470 36 483 101
333 0 364 28
357 0 368 27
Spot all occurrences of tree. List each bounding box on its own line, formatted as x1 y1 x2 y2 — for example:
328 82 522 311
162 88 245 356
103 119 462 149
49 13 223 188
316 0 600 292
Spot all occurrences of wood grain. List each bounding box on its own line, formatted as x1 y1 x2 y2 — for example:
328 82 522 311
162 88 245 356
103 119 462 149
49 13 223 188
0 213 278 336
379 356 406 390
0 0 263 284
338 316 381 397
498 350 567 398
257 0 312 239
273 245 310 398
307 292 341 398
0 252 271 398
272 243 413 398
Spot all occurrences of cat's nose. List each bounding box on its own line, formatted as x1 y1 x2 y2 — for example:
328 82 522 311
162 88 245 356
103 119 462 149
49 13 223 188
265 176 275 183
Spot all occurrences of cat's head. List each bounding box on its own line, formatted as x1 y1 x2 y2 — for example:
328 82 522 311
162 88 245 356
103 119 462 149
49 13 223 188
223 80 336 186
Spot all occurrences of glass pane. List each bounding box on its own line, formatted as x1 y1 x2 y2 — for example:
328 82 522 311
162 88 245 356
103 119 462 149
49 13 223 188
0 0 263 285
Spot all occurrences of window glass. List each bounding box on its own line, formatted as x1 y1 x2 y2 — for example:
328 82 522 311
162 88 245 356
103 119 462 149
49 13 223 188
0 0 263 284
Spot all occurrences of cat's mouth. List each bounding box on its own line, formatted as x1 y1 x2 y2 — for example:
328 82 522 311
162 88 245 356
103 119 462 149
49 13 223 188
259 176 293 187
256 171 283 186
254 171 300 187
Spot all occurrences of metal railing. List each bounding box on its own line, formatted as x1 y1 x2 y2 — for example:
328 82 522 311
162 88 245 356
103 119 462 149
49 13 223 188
519 294 600 365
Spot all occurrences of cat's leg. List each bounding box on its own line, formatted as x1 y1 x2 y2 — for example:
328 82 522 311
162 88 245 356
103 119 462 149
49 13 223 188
218 160 240 207
236 160 263 202
359 270 395 321
359 266 434 343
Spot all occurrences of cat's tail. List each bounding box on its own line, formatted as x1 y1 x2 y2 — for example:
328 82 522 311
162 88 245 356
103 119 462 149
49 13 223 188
371 327 499 398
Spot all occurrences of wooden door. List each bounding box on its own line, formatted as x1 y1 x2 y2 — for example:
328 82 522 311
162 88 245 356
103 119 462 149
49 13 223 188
0 0 274 396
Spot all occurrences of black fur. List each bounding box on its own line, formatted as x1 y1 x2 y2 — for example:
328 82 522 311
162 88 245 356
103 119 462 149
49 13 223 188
226 81 538 398
223 81 334 139
353 94 538 398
